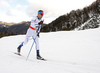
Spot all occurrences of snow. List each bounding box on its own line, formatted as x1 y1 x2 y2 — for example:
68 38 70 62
0 28 100 73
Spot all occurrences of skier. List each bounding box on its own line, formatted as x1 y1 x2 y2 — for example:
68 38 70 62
17 10 45 60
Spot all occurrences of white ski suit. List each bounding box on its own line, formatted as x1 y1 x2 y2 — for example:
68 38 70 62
22 16 42 50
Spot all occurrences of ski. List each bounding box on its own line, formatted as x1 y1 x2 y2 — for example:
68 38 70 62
14 52 22 56
37 59 47 61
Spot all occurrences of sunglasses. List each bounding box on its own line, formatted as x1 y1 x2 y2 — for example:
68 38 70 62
41 14 43 16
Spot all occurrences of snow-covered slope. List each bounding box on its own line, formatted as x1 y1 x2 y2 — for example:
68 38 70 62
0 28 100 73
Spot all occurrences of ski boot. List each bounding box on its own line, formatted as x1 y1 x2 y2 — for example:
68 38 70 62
37 52 45 60
17 46 21 55
17 42 23 55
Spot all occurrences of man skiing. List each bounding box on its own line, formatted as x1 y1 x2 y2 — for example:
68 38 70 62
17 10 45 60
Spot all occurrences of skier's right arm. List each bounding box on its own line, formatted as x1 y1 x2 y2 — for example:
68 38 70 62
31 17 38 24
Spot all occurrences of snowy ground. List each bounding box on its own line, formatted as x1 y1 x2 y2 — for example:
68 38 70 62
0 28 100 73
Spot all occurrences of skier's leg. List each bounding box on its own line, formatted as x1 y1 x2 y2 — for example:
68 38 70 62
33 36 45 60
17 28 32 54
35 37 39 52
32 35 39 53
17 36 30 53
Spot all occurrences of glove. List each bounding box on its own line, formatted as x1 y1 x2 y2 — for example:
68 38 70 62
38 21 43 25
37 33 40 37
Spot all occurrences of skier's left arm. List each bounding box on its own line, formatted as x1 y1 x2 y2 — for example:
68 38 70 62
37 20 44 37
38 20 44 25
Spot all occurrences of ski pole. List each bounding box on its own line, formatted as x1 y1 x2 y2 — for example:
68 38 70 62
26 25 41 60
26 36 37 60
